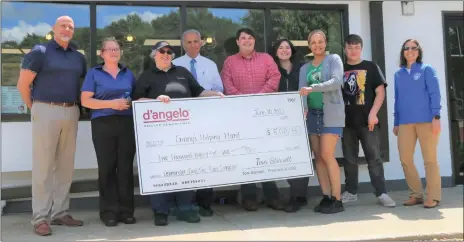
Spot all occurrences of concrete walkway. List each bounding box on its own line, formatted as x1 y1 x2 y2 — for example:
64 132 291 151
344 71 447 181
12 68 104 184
1 187 463 241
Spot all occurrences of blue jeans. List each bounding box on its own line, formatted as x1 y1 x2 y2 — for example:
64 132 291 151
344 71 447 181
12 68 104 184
149 191 195 215
306 108 343 137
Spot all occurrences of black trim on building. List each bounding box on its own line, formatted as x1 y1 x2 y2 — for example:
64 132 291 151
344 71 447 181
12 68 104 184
442 11 464 186
179 4 188 56
369 1 390 162
90 2 97 66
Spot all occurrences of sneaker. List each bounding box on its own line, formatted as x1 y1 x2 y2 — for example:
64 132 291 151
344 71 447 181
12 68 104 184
378 193 396 207
176 210 201 223
320 196 345 214
314 195 332 213
154 213 168 226
341 191 358 203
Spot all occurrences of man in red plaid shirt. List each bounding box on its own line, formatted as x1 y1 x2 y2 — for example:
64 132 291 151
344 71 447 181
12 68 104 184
221 28 283 211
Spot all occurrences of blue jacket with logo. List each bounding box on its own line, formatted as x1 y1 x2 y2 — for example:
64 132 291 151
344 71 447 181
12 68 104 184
393 62 441 126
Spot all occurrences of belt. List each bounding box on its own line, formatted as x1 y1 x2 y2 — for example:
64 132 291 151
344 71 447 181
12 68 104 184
34 100 77 107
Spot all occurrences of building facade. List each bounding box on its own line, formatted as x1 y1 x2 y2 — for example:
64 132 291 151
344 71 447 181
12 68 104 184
1 1 463 204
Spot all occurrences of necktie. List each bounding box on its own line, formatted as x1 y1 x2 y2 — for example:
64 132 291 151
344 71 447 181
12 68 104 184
190 58 197 80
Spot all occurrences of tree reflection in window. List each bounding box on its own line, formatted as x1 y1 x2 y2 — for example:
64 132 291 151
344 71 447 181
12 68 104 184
96 6 181 77
185 8 265 70
269 9 343 64
1 2 90 117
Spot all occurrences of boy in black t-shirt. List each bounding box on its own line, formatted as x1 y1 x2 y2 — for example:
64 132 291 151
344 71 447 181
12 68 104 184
341 34 396 207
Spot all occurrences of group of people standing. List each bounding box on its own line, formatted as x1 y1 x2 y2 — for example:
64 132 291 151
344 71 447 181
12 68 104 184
17 15 442 237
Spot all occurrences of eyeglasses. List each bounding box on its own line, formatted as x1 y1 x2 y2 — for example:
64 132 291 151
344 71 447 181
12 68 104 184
158 49 173 55
102 48 121 53
403 46 419 51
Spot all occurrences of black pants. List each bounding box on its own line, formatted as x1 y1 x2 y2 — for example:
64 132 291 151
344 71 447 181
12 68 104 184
342 126 387 197
91 115 136 219
287 177 310 199
241 182 279 202
196 188 214 208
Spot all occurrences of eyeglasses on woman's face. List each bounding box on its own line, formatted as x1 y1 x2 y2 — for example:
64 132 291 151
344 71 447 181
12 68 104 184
403 46 419 51
103 48 121 53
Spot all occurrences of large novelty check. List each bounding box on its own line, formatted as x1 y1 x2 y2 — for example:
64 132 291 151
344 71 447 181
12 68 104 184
132 92 314 195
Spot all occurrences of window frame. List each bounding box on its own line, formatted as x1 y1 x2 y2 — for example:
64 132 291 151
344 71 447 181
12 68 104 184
0 1 350 120
1 1 94 121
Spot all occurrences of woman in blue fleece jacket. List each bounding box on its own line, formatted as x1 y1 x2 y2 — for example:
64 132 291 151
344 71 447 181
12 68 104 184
393 39 442 209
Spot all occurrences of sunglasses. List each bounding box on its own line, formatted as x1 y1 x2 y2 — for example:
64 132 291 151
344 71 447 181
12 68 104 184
403 46 419 51
158 49 173 55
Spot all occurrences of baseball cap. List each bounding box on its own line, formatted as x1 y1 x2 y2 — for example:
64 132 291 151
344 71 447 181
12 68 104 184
152 41 174 51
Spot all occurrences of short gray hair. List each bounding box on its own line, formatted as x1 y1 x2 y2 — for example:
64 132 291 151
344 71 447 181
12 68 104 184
182 29 201 43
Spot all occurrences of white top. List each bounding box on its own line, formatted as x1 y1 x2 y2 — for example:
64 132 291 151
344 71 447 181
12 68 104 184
172 54 224 92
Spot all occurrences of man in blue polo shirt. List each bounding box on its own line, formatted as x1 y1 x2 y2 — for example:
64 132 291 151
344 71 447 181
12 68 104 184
17 16 86 236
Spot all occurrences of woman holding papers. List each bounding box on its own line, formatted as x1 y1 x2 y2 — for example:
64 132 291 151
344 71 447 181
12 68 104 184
271 38 308 213
81 37 137 227
132 41 223 226
299 30 345 214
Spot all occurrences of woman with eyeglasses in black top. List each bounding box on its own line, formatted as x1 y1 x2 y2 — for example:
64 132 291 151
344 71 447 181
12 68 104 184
132 41 224 226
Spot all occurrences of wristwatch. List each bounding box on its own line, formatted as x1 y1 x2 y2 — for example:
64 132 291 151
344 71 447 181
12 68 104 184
434 115 440 120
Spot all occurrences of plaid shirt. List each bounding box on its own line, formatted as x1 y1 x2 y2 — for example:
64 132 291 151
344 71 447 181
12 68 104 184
221 52 281 95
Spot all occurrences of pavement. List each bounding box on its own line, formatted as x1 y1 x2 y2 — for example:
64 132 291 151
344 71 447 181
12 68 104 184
1 186 463 241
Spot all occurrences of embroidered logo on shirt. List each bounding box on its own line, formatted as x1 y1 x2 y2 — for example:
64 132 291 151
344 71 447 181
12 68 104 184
413 73 421 80
176 77 186 80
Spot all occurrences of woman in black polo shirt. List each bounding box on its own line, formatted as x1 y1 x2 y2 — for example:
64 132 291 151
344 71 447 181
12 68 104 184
132 41 223 226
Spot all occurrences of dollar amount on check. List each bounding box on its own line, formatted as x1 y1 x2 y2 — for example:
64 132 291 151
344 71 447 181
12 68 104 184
132 93 314 195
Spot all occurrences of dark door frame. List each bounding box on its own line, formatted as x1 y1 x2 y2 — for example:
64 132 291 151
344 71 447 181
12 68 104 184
442 11 464 185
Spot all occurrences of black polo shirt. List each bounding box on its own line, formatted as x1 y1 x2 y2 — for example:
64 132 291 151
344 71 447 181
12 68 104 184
132 64 205 100
21 39 87 103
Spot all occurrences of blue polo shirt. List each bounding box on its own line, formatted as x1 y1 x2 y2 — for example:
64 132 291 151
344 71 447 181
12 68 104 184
21 39 87 103
81 63 136 119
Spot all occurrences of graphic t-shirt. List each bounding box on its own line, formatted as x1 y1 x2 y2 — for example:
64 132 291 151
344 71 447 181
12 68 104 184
307 64 323 109
343 60 387 128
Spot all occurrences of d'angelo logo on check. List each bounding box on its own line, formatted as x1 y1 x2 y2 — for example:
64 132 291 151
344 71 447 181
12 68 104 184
142 108 191 126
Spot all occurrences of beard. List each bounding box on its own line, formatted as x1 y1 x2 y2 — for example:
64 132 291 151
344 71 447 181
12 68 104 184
59 36 71 42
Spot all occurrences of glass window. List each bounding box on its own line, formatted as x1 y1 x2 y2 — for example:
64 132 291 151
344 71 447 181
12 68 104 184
447 25 464 57
1 2 90 118
269 9 343 65
185 8 265 70
96 5 181 77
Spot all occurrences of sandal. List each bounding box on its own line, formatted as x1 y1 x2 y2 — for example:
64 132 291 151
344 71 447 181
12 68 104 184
424 200 440 208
